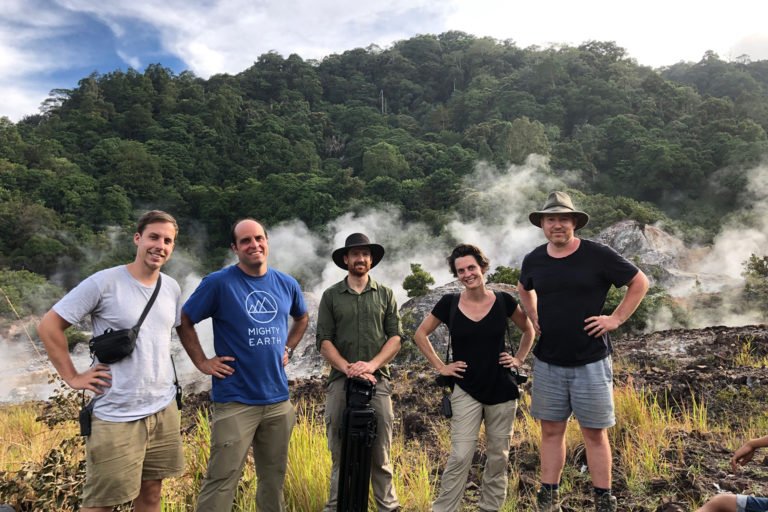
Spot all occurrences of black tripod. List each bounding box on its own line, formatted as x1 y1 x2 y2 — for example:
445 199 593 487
337 377 377 512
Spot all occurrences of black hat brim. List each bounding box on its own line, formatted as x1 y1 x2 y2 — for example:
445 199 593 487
332 243 385 270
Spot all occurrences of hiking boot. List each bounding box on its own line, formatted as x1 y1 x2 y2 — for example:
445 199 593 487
595 492 617 512
535 487 562 512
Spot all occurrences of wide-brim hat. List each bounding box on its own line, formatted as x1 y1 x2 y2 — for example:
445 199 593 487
331 233 385 270
529 191 589 230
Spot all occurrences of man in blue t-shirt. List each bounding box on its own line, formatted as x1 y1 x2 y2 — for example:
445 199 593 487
518 192 649 512
178 218 308 512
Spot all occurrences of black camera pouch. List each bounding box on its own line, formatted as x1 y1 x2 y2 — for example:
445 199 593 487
435 374 454 389
89 327 138 364
440 392 453 418
88 275 162 365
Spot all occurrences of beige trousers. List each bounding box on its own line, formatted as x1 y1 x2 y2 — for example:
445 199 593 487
432 386 517 512
195 400 296 512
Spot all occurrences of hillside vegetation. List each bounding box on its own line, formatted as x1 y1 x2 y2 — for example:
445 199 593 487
1 32 768 296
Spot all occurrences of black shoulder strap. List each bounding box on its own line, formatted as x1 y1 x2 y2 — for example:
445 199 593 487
133 274 162 332
493 290 507 316
448 292 460 333
493 290 513 353
443 292 460 363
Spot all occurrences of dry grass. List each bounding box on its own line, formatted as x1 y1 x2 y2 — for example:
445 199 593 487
734 336 768 368
0 382 729 510
0 403 79 471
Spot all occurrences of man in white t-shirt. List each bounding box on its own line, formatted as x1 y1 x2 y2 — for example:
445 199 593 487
38 210 184 512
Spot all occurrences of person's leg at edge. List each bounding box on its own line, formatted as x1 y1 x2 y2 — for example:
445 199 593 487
252 400 296 512
133 479 162 512
370 379 399 512
477 399 517 511
581 427 612 489
694 493 738 512
540 420 568 485
432 386 484 512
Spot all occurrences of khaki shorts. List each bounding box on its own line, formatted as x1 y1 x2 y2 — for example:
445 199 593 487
81 400 184 508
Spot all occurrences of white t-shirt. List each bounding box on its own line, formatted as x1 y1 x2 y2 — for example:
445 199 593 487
54 265 181 421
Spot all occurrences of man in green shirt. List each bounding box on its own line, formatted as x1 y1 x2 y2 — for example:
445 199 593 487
317 232 402 512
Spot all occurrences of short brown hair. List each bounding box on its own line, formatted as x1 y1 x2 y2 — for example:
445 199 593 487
447 244 490 277
230 218 269 245
136 210 178 238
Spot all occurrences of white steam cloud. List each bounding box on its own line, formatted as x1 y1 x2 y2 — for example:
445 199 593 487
19 157 768 401
653 163 768 329
268 155 562 305
692 164 768 279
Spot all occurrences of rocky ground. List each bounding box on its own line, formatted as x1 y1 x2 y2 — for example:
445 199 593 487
173 324 768 511
609 324 768 511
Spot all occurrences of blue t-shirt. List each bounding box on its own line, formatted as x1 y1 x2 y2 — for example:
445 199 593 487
182 265 307 404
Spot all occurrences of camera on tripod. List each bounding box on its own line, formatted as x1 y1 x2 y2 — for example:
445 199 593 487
345 376 376 407
509 367 528 384
338 377 378 512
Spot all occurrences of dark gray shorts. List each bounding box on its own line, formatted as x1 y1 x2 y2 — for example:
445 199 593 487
738 494 768 512
530 356 615 429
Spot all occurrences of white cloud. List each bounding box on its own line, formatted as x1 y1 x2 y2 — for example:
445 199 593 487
51 0 448 77
0 81 51 120
446 0 768 67
116 49 142 69
3 0 768 120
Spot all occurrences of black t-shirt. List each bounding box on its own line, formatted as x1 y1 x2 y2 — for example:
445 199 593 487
432 291 518 405
519 239 639 366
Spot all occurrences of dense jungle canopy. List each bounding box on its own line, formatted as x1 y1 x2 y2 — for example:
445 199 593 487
1 32 768 291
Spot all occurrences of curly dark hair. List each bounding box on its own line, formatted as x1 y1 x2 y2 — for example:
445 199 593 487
447 244 490 277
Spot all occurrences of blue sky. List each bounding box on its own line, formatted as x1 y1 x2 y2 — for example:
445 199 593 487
2 0 767 122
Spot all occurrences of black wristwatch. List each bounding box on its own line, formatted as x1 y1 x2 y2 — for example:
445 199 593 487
285 346 295 359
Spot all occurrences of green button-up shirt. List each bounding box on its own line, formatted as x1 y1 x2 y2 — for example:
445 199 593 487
316 276 402 384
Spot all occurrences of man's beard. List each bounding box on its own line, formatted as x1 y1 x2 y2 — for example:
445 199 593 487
348 263 370 276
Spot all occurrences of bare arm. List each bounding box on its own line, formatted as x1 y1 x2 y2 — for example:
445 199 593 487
347 336 401 377
584 271 650 337
500 306 536 369
37 310 112 393
731 434 768 471
516 282 540 335
319 338 379 384
177 311 235 379
283 312 309 366
319 339 350 373
285 313 309 352
413 313 466 379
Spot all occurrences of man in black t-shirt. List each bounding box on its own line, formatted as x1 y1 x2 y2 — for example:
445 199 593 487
517 191 649 512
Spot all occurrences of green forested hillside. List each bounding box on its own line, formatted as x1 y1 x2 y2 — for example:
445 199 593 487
1 32 767 290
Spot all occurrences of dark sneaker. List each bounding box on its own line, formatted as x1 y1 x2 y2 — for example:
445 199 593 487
595 492 617 512
536 487 562 512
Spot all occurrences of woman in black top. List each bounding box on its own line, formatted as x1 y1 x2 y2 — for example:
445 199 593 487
414 244 535 512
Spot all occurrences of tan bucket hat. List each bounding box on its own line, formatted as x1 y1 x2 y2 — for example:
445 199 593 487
529 191 589 230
